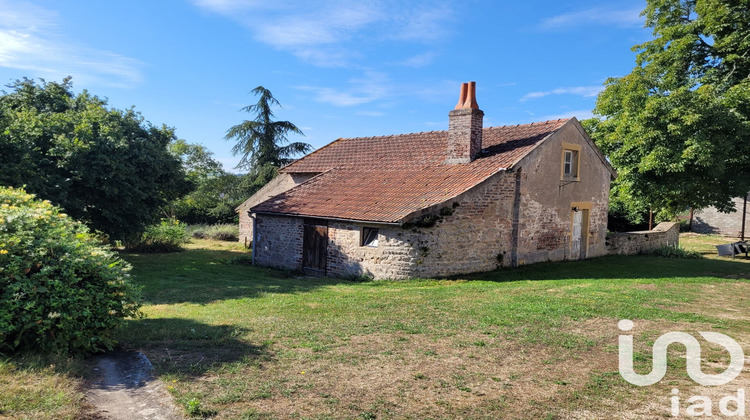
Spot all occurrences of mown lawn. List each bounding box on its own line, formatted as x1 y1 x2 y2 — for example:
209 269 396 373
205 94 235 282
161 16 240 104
115 236 749 419
2 235 748 419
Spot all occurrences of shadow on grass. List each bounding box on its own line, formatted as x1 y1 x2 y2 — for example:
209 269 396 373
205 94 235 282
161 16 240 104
123 244 750 306
118 317 271 379
122 248 360 305
462 254 750 283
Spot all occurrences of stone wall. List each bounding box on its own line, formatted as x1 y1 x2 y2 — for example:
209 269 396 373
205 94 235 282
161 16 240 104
692 195 749 238
251 120 615 280
253 214 303 269
237 173 315 245
253 172 518 279
513 121 612 264
606 222 680 255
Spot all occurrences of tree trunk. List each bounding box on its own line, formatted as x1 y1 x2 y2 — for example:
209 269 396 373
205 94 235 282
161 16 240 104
689 207 694 232
649 210 653 231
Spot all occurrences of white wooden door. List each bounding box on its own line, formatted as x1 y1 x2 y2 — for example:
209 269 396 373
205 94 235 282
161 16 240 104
571 210 582 259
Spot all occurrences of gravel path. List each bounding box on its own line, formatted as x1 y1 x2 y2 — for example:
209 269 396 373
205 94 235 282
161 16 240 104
86 350 185 420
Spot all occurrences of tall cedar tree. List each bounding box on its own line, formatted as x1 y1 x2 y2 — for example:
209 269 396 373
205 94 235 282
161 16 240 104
586 0 750 220
225 86 312 193
0 78 192 241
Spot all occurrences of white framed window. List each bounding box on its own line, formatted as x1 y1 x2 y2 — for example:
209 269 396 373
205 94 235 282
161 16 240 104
561 147 580 180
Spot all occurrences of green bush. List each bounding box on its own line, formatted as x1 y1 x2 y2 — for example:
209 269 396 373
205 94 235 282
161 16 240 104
126 218 188 253
649 246 702 259
205 224 239 241
0 186 141 354
187 224 239 242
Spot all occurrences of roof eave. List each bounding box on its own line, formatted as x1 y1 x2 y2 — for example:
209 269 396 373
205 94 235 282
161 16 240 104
252 211 402 226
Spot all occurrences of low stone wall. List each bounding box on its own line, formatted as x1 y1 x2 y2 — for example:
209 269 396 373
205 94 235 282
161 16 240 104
606 222 680 255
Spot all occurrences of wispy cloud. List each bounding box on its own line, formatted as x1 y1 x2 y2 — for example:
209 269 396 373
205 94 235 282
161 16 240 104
539 7 643 30
540 109 593 121
191 0 454 67
0 1 143 87
296 71 391 107
398 52 438 68
520 85 603 101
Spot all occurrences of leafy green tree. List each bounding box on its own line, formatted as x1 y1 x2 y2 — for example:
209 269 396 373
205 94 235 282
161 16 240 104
0 78 191 241
225 86 312 191
587 0 750 220
167 139 247 224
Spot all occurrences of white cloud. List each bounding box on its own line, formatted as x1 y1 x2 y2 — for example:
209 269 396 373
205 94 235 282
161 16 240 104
190 0 454 67
398 52 438 68
0 1 143 88
520 85 603 101
539 7 643 30
540 109 594 121
296 71 391 107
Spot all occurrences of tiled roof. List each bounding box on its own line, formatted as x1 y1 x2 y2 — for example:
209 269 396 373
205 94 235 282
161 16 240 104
251 119 569 223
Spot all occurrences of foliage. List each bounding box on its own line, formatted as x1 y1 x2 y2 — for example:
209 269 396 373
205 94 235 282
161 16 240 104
187 224 239 241
222 255 253 266
0 187 140 354
207 224 238 241
606 194 650 232
125 218 188 253
0 78 192 242
225 86 312 191
586 0 750 219
649 245 702 259
167 140 247 224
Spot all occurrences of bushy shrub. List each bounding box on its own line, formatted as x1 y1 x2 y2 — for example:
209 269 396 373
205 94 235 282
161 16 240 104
126 218 188 253
186 224 209 239
649 246 702 259
205 224 239 241
0 187 141 354
187 224 239 242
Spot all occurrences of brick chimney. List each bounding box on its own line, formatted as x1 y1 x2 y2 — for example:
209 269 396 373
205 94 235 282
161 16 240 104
446 81 483 164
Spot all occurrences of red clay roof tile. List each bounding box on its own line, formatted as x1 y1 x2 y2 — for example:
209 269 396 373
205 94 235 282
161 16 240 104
251 119 569 223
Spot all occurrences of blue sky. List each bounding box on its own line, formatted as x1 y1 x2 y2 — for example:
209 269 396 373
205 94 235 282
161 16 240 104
0 0 650 171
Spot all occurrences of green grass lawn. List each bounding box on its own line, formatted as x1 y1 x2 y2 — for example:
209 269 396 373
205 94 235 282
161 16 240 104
2 235 749 419
115 236 749 419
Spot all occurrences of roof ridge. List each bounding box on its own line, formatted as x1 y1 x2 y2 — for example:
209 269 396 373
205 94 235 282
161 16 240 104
334 129 448 142
325 118 571 142
485 118 570 130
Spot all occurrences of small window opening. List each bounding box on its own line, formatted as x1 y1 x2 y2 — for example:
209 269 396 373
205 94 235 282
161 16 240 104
563 149 578 178
361 227 379 247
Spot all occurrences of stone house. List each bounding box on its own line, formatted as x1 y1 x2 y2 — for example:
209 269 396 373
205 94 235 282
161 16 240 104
692 194 749 238
237 82 617 279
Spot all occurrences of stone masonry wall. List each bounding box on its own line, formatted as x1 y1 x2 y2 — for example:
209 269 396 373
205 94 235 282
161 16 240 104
514 121 612 264
253 214 303 269
237 173 315 245
606 222 680 255
692 195 749 237
323 172 517 279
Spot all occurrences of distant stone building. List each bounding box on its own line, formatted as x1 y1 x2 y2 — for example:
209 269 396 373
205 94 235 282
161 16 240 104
692 195 749 238
236 82 617 279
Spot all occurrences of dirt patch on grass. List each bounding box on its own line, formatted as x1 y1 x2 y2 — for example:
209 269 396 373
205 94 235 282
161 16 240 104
668 282 750 322
184 326 622 419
